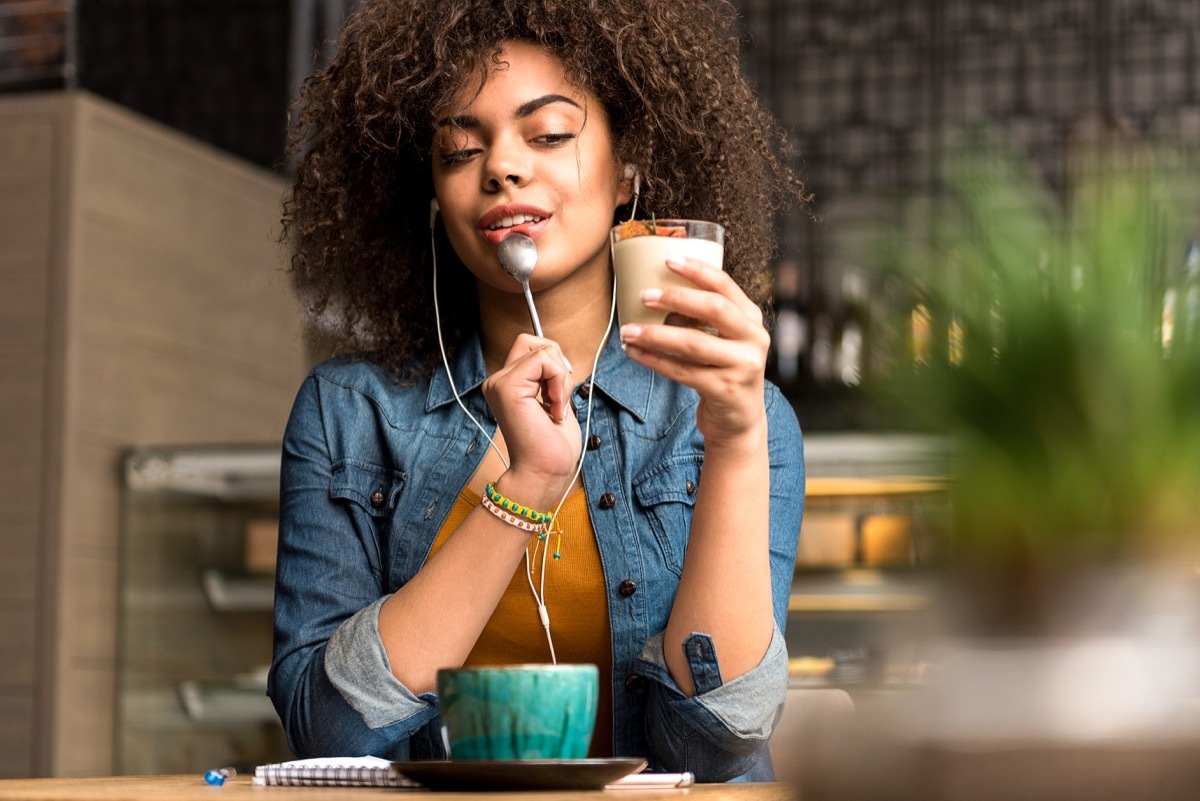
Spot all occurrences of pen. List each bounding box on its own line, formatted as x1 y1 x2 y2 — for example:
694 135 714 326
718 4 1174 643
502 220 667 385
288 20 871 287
606 772 694 789
203 768 236 786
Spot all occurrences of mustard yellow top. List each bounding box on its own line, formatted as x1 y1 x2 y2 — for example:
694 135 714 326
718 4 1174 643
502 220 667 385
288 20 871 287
428 486 614 757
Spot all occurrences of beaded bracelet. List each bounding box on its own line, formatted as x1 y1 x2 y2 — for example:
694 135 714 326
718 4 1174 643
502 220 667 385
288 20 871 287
481 495 547 534
483 482 554 526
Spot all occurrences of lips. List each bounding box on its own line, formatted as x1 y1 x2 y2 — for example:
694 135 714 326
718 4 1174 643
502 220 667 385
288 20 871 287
477 204 552 247
487 212 545 230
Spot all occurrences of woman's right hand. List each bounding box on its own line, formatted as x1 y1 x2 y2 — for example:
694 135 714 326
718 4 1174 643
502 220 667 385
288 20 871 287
481 334 582 504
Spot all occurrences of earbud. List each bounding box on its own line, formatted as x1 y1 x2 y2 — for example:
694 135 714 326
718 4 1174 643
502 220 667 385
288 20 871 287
429 198 440 229
623 164 641 194
621 164 642 220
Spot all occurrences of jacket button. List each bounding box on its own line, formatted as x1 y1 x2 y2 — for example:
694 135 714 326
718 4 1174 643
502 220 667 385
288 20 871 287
685 479 696 496
618 579 637 597
369 489 386 508
587 434 602 450
578 381 592 400
624 674 646 692
598 492 616 509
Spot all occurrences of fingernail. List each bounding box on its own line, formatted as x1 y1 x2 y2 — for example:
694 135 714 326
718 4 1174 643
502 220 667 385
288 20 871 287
640 288 662 303
666 255 687 269
620 324 643 342
564 355 574 373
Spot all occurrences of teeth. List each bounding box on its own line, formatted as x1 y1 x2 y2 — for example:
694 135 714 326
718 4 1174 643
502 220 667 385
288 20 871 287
490 214 544 230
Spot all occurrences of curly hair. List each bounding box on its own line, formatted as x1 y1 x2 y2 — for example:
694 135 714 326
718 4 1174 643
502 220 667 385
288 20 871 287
282 0 807 379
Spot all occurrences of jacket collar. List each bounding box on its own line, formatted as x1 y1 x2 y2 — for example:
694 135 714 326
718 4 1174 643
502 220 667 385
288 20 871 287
426 326 656 423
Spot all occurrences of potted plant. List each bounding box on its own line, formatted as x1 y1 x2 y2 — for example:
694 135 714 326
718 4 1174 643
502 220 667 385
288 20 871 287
877 125 1200 627
797 126 1200 801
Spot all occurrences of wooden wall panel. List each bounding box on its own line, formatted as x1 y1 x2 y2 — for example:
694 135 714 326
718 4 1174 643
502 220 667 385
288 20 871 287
69 335 296 447
0 95 59 780
0 442 40 603
58 439 121 553
73 221 299 388
52 665 115 778
0 91 308 777
0 694 35 780
0 114 54 264
59 545 119 666
0 267 49 347
52 549 120 779
50 94 304 776
0 343 47 433
0 609 36 689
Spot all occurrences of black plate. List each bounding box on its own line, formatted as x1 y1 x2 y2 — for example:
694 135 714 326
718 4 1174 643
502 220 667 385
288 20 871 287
392 758 648 791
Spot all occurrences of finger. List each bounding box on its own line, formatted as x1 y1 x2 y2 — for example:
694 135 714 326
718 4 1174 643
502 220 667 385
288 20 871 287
623 322 767 374
664 256 763 321
539 355 573 422
637 284 768 344
486 343 573 416
621 340 761 397
503 334 575 374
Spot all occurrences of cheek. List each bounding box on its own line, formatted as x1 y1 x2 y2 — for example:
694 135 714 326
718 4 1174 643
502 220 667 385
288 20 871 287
434 204 481 266
445 219 482 267
572 165 623 216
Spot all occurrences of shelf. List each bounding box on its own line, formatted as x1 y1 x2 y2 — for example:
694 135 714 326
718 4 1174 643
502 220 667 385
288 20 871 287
802 433 950 480
124 446 281 500
201 569 274 612
788 593 931 613
178 680 277 724
805 476 945 501
788 568 936 614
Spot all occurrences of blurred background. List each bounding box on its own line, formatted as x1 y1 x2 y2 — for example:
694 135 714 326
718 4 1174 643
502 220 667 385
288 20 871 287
1 0 1198 790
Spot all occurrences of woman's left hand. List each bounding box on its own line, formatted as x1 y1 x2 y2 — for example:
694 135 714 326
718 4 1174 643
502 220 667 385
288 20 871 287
619 255 770 448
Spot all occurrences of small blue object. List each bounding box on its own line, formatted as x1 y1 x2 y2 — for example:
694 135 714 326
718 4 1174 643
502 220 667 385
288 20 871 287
203 768 236 786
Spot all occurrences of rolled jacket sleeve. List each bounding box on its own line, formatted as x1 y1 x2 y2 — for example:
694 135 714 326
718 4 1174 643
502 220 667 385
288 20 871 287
325 596 436 729
633 625 790 782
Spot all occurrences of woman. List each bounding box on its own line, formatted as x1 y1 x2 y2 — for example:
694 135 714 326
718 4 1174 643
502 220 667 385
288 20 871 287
269 0 807 782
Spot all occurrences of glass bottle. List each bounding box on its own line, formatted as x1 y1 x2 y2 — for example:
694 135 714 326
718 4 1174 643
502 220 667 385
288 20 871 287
771 258 809 390
1183 241 1199 345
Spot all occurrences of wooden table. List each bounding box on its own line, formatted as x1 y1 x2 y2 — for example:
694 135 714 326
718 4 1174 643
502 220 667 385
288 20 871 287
0 775 797 801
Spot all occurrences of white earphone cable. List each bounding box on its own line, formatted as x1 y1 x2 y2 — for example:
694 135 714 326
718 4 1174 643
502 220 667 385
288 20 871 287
533 277 616 616
431 211 614 663
432 226 510 472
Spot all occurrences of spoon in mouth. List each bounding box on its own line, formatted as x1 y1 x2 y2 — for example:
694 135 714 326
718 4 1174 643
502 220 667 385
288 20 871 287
497 233 544 337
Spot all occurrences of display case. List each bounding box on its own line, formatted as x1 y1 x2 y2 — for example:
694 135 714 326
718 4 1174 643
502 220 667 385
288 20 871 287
785 433 949 691
115 445 291 775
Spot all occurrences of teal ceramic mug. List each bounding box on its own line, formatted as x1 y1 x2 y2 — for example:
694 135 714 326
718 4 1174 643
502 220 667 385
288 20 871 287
436 663 599 760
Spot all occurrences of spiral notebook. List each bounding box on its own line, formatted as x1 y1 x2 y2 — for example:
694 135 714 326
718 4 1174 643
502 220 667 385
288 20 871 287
253 755 691 790
252 756 418 787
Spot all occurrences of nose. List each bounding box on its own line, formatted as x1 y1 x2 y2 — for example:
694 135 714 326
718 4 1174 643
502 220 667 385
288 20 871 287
482 135 529 192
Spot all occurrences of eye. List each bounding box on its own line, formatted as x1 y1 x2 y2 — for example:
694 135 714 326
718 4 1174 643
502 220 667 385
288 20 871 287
439 148 481 166
535 132 576 146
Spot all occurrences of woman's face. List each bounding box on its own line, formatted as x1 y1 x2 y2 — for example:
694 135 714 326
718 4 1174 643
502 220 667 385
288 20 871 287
431 41 630 297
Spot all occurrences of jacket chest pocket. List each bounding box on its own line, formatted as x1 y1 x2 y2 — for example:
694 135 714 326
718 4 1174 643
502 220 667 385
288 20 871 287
329 460 407 575
632 455 702 577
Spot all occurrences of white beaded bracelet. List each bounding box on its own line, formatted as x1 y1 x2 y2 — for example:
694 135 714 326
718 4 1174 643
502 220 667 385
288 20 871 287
481 495 547 534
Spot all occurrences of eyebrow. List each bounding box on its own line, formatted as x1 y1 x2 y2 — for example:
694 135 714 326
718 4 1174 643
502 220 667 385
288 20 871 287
436 94 582 129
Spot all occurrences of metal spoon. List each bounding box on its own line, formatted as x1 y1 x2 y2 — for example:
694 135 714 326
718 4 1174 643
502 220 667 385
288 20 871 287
497 233 544 337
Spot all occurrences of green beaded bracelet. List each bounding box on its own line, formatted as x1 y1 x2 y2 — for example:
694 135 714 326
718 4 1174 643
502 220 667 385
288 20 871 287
484 482 554 526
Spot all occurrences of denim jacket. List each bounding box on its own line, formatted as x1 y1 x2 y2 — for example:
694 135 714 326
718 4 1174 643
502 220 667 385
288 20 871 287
268 330 805 782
